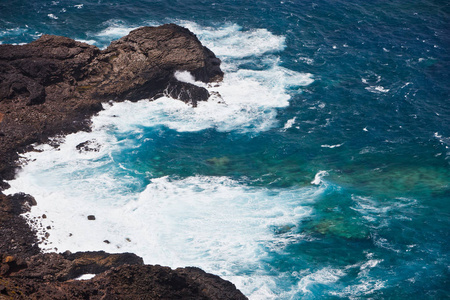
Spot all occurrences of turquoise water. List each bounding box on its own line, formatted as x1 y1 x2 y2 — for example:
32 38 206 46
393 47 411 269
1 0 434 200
2 0 449 298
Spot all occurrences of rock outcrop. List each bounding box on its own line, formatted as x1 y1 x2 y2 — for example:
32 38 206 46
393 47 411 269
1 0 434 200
0 193 40 258
0 192 247 299
0 25 247 299
0 252 246 299
0 23 223 184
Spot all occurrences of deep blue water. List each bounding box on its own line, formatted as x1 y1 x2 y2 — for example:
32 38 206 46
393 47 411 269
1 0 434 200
2 0 449 299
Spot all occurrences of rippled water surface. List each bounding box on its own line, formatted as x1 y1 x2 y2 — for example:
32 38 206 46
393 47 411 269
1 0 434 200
2 0 449 299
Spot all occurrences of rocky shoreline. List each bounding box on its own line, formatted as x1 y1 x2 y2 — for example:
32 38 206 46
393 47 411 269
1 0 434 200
0 24 246 299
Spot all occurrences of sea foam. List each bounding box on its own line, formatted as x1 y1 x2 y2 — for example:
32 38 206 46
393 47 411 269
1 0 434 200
8 168 323 298
5 21 317 299
81 21 313 133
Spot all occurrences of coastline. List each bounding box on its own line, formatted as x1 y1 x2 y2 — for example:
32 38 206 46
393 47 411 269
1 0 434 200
0 24 246 299
1 1 449 297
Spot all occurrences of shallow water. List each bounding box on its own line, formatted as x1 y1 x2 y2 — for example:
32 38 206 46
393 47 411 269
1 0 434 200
2 0 449 298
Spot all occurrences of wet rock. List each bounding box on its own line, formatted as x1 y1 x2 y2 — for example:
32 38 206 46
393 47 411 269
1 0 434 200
0 24 223 186
165 80 210 107
0 193 40 257
75 140 100 152
91 24 222 102
0 24 245 300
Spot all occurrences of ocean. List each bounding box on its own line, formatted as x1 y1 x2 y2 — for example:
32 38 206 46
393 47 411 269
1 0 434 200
1 0 449 298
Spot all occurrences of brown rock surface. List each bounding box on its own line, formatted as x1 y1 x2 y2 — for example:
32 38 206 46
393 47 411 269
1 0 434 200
0 23 223 184
0 252 246 299
0 25 248 300
0 193 39 258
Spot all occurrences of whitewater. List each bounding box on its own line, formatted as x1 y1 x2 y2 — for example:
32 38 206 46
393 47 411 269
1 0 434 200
5 23 322 298
2 0 449 298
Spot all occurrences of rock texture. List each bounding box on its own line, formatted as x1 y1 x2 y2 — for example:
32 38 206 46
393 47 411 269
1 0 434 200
0 25 247 299
0 193 40 258
0 23 223 184
0 194 247 299
0 252 246 299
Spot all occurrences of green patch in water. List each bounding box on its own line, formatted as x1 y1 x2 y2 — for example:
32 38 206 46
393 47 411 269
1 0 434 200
306 216 369 240
206 156 231 167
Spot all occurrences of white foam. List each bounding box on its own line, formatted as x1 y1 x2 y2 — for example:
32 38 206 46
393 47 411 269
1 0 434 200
360 259 382 272
178 21 286 59
321 143 344 148
95 25 139 40
91 65 311 134
5 89 324 298
5 21 318 299
47 14 58 20
331 279 385 300
282 117 297 130
365 86 389 93
351 195 418 217
75 274 96 280
94 96 269 133
174 70 204 87
75 39 97 45
178 22 313 128
311 171 329 185
7 171 322 298
297 268 345 294
328 253 386 299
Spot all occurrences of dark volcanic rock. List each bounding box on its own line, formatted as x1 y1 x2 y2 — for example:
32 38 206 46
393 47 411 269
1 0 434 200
76 140 101 152
15 251 144 281
0 23 223 185
0 193 40 258
0 24 245 300
90 24 223 102
0 252 247 299
165 80 210 107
